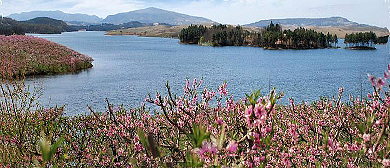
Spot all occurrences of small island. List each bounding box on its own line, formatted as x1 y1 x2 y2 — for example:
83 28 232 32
180 22 339 50
0 35 93 77
344 32 388 50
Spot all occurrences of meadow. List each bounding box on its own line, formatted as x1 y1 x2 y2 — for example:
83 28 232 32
1 65 390 167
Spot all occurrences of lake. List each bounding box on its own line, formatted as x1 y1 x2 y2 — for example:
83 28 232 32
28 31 390 115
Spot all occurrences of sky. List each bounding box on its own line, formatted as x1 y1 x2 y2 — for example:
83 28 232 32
1 0 390 28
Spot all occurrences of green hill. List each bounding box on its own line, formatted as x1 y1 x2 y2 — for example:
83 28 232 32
0 17 76 35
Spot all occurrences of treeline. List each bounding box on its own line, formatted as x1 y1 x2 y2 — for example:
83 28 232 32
0 17 76 35
375 35 389 44
180 24 250 46
180 22 338 49
0 18 25 35
255 22 338 49
344 32 388 49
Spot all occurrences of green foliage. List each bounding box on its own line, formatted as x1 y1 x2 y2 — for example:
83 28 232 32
188 124 211 148
39 131 63 162
246 89 262 106
181 152 204 167
179 25 207 44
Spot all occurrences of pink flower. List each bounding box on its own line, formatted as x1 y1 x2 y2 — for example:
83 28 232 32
226 141 238 153
218 82 228 96
254 104 266 119
196 141 218 159
377 78 385 88
375 119 382 125
367 74 376 86
363 134 370 142
383 159 390 167
384 71 390 80
215 117 224 126
245 106 253 118
367 93 373 99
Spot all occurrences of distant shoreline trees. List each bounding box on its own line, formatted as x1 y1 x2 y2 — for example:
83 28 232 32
180 22 339 49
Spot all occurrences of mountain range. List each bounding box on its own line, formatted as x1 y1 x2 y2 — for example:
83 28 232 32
8 8 215 26
8 10 103 24
6 8 390 37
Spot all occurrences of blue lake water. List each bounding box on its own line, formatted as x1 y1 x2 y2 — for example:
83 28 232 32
28 31 390 115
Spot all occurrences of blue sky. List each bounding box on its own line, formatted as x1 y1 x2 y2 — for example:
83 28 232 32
1 0 390 28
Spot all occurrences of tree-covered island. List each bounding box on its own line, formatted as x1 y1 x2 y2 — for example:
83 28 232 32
180 22 339 49
344 32 388 50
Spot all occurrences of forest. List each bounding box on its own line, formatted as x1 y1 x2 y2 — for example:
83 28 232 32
180 22 338 49
0 17 75 35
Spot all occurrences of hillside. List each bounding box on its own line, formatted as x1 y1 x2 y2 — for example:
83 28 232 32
0 17 75 35
245 17 389 38
0 35 93 77
8 10 103 24
106 25 186 38
102 7 216 25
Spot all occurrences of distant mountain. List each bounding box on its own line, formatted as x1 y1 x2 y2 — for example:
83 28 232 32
245 17 374 27
245 17 389 38
8 11 103 24
102 7 215 25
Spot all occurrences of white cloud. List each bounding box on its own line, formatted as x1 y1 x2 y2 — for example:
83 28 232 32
64 0 144 17
168 0 390 28
1 0 145 17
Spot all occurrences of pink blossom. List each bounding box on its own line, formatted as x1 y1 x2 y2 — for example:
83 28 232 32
226 141 238 153
368 74 376 86
196 141 218 159
245 106 253 118
385 71 390 80
215 117 224 125
363 134 370 142
383 159 390 167
377 78 386 88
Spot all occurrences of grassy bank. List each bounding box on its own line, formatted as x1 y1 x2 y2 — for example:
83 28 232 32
0 35 93 77
1 66 390 167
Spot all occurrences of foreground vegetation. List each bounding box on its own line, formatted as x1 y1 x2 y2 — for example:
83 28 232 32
180 22 339 49
1 62 390 167
0 35 93 77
